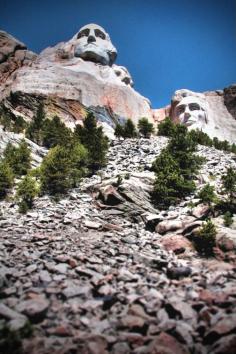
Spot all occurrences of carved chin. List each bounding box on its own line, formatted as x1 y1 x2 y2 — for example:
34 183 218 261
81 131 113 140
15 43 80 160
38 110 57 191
74 47 110 65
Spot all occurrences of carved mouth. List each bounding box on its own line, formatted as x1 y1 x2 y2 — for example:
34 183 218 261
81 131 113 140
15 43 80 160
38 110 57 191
85 43 97 47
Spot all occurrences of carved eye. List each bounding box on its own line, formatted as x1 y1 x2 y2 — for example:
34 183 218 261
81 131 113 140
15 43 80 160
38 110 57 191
189 103 200 111
77 29 89 39
95 29 106 39
176 105 185 115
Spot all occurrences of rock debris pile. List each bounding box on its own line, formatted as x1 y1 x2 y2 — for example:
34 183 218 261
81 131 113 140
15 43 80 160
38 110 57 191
0 137 236 354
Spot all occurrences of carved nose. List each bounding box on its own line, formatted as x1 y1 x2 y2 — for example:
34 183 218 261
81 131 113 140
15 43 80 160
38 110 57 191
184 112 191 118
87 35 96 43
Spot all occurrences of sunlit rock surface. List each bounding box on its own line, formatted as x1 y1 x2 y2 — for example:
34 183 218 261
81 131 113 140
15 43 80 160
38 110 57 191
0 26 154 132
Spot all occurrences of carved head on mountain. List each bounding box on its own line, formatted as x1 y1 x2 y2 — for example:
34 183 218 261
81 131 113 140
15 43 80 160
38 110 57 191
74 24 117 66
172 90 209 131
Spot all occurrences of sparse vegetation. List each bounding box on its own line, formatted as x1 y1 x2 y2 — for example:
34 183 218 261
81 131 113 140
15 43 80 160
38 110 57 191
138 117 155 138
40 142 88 196
157 117 176 137
152 124 204 208
0 161 14 199
221 167 236 205
16 175 39 213
198 184 217 206
41 115 72 148
223 211 234 227
114 118 137 139
194 219 217 256
157 118 236 153
114 123 125 139
74 112 109 173
3 140 31 176
25 103 45 145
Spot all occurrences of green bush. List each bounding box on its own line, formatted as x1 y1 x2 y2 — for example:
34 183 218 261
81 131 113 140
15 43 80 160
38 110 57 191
194 219 217 256
3 140 31 176
157 117 176 137
40 142 88 196
223 211 233 227
138 117 155 138
198 184 217 206
74 112 108 172
16 175 39 213
0 161 14 199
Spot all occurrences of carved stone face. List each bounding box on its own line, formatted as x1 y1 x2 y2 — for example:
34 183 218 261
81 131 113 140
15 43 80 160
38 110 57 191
113 65 134 87
174 96 208 129
74 24 117 66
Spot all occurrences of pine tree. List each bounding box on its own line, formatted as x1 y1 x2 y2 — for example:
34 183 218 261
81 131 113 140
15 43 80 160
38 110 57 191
13 116 28 134
74 112 108 172
40 142 88 196
138 117 155 138
157 117 176 137
0 161 14 198
26 103 45 145
123 118 137 138
40 145 73 196
41 116 72 148
114 123 125 139
221 167 236 204
152 124 203 208
231 143 236 154
69 143 89 187
3 140 31 176
189 129 213 147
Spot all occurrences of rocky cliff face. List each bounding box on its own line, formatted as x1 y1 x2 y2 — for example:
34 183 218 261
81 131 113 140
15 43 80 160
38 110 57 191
0 26 235 142
0 31 36 84
0 27 154 134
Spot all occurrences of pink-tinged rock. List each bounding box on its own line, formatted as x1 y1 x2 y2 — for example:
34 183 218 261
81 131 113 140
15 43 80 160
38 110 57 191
16 298 49 323
121 315 145 329
160 234 193 254
204 314 236 344
191 203 210 219
0 28 155 129
153 105 171 123
146 332 190 354
0 31 36 84
210 334 236 354
156 219 184 234
98 184 124 205
216 228 236 251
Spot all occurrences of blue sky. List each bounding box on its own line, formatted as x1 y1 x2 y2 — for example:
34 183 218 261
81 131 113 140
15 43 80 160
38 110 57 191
1 0 236 108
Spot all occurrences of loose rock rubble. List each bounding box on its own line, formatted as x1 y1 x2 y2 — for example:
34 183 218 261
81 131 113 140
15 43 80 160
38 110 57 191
0 137 236 354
